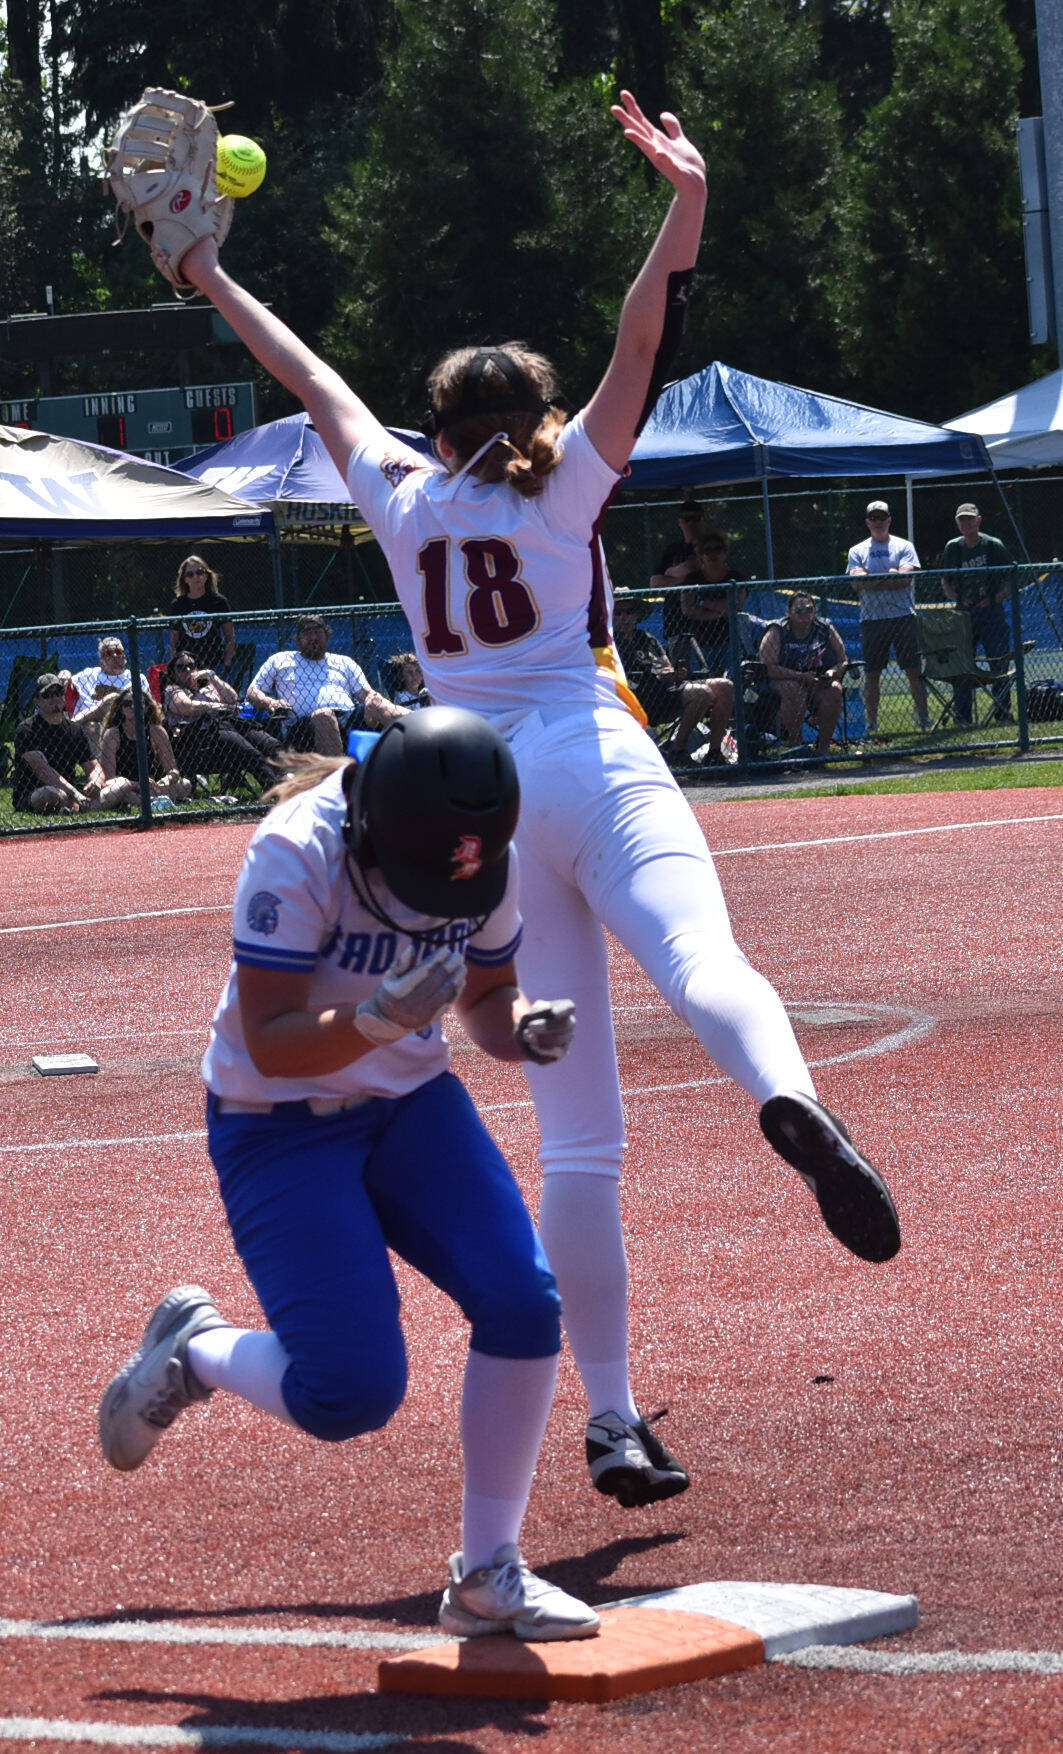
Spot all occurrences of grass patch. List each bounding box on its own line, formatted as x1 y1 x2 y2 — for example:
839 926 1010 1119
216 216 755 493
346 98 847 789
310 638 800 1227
733 757 1063 801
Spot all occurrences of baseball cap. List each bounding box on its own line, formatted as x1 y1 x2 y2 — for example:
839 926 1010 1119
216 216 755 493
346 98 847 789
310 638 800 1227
866 500 890 516
955 502 980 517
614 595 650 618
679 499 702 517
36 672 63 693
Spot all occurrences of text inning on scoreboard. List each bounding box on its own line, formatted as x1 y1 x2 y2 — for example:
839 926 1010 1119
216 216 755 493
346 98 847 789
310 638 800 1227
1 383 256 462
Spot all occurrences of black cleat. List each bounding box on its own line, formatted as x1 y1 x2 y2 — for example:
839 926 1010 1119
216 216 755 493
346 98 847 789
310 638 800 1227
759 1090 901 1263
586 1407 690 1508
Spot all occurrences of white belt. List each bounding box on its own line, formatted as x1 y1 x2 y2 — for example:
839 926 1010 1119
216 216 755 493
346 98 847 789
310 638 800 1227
214 1094 372 1117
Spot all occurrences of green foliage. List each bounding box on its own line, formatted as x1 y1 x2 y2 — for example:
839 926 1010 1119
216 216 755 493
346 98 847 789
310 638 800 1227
668 0 844 387
325 0 646 422
0 0 1048 428
54 0 390 139
0 78 29 313
831 0 1030 420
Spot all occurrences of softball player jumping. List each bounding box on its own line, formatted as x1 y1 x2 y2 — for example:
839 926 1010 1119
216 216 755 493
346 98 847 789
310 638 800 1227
98 710 598 1641
180 91 901 1511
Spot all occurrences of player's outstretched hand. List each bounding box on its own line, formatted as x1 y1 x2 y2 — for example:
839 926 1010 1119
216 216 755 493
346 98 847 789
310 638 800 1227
355 944 467 1044
514 999 576 1065
610 90 705 195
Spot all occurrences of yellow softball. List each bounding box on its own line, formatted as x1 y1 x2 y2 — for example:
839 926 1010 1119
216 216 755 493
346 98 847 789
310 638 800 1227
216 135 267 198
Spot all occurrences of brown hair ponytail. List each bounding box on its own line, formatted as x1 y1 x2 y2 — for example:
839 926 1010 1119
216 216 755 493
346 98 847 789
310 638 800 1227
427 344 567 499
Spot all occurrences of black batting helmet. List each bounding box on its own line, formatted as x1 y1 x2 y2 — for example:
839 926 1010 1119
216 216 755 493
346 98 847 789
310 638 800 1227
345 706 520 922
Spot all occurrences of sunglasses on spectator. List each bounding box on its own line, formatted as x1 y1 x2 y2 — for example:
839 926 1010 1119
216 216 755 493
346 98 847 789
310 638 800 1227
184 565 208 575
867 513 890 521
175 661 195 671
38 685 64 698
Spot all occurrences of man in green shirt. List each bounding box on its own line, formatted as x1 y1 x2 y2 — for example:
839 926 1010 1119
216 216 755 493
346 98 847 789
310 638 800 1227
940 502 1015 725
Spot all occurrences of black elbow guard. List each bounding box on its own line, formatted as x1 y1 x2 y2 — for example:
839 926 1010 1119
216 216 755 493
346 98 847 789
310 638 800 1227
634 268 694 436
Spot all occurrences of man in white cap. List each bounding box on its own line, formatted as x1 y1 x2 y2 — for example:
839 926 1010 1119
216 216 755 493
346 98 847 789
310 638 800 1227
846 500 928 737
939 503 1015 725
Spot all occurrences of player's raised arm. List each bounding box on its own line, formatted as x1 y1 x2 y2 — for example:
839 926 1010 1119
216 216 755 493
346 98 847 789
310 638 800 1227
182 238 387 483
583 92 707 474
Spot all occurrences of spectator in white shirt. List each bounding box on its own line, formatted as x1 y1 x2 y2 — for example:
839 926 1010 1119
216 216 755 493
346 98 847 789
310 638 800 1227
845 500 929 737
246 615 405 753
64 635 151 757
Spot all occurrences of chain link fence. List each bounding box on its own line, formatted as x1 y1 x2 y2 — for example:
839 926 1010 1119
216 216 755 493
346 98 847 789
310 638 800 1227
1 527 1061 835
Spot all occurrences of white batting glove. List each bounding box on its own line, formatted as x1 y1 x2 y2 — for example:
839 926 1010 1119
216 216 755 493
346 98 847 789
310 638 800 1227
514 999 576 1064
355 943 467 1044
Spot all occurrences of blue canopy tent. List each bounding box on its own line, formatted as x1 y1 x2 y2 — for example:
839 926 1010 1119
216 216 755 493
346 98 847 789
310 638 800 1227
182 411 366 536
628 362 992 574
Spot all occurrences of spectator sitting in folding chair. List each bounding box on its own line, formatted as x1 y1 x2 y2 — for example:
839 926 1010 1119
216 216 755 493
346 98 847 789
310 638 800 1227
612 595 730 769
388 651 431 708
164 653 281 796
759 593 851 755
66 635 151 758
246 615 405 752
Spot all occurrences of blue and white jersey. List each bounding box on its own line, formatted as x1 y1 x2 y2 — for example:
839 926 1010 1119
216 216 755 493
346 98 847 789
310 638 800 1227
201 764 521 1104
346 413 629 734
845 535 920 622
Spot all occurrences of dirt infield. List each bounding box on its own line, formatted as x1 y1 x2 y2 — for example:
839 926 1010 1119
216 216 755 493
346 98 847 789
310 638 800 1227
1 788 1060 1752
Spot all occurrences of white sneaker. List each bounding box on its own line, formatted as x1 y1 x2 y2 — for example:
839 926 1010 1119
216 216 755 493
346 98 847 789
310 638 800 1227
99 1286 228 1471
439 1544 600 1641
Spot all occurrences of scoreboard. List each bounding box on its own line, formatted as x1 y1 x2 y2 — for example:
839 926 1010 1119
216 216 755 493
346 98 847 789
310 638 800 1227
0 382 256 463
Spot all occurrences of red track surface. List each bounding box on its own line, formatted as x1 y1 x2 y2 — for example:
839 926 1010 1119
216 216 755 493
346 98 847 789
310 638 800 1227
1 788 1061 1752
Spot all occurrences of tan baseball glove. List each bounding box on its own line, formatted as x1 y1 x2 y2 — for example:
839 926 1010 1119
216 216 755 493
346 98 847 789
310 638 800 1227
105 88 234 297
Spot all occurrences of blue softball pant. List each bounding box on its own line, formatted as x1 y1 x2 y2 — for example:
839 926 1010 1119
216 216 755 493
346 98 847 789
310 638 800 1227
205 1071 561 1443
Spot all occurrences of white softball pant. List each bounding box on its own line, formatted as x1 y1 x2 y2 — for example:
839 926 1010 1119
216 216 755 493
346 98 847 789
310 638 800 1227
507 704 814 1180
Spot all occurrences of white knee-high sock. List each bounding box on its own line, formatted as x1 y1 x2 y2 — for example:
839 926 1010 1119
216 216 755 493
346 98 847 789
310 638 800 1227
538 1172 639 1424
186 1327 299 1429
460 1349 558 1572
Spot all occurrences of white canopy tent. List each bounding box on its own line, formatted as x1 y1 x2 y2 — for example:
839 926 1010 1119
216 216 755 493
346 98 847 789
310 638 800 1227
946 370 1063 469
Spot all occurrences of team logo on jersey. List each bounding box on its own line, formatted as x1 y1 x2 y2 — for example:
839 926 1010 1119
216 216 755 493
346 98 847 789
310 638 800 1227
246 890 281 934
170 188 192 213
450 835 483 882
380 452 425 489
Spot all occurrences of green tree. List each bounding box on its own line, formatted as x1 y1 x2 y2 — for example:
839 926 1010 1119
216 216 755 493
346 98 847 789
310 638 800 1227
831 0 1031 420
55 0 392 140
0 76 29 315
325 0 645 423
668 0 844 389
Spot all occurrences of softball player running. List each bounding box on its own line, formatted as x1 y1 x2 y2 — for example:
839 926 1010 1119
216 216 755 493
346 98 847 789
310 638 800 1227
179 91 901 1511
98 709 598 1642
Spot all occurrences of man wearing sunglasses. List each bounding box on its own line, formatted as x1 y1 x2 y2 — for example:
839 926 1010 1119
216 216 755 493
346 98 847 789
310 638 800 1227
846 499 929 738
12 674 105 814
68 637 151 757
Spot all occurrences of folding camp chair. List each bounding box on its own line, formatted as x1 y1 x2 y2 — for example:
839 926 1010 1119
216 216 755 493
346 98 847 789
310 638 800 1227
917 609 1021 731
